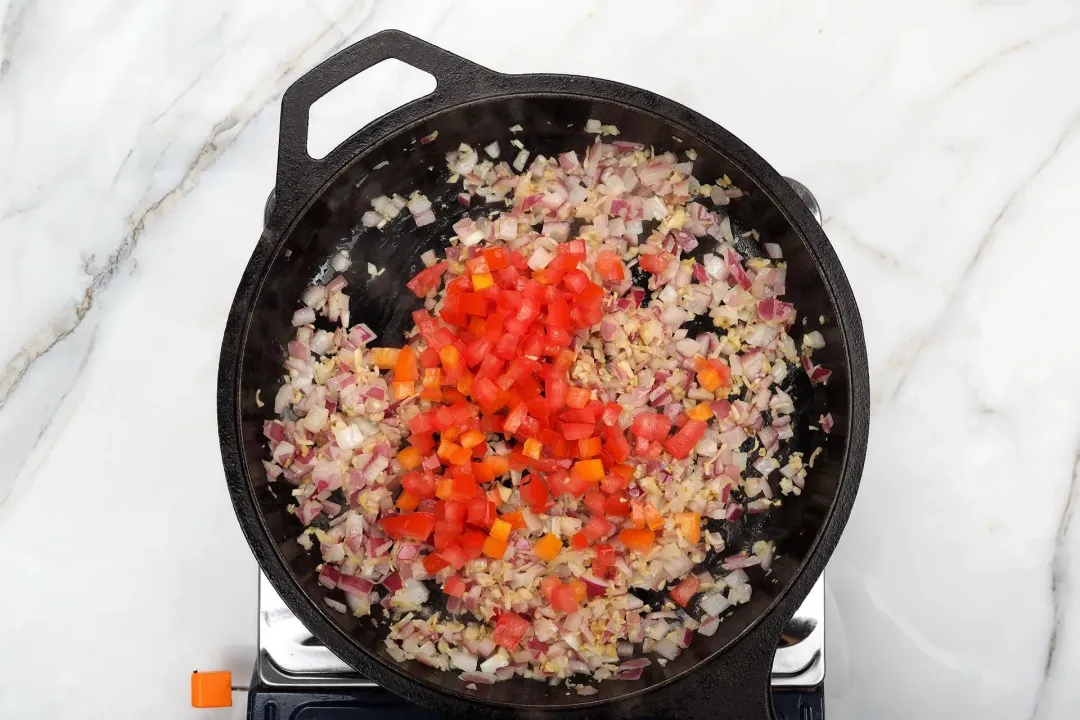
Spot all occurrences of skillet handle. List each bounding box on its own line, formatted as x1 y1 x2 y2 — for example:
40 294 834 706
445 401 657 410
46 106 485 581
275 29 500 202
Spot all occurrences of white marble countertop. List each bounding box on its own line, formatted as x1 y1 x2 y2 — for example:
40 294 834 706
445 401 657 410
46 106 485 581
2 1 1079 718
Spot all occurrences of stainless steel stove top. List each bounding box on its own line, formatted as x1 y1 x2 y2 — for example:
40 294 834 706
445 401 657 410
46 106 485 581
255 175 826 694
256 572 824 689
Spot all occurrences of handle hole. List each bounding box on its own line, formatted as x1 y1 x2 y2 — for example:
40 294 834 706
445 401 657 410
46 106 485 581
307 58 437 160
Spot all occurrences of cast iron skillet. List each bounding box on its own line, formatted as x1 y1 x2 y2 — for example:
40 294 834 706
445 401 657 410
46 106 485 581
218 29 869 720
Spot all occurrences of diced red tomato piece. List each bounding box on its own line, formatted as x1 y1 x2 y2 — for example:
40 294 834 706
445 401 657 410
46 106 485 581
443 575 467 598
551 583 580 613
630 412 673 441
664 419 707 459
423 553 450 574
584 490 607 516
582 515 613 542
379 512 436 542
406 262 447 297
439 542 470 570
594 251 626 282
560 422 594 441
637 253 669 275
493 612 531 650
519 474 552 512
605 492 631 516
670 575 701 608
594 544 615 567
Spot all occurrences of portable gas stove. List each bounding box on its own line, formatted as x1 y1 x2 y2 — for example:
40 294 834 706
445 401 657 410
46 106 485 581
247 568 824 720
200 179 828 720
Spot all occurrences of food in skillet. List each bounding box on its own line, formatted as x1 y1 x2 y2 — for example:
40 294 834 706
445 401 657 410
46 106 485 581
262 123 832 691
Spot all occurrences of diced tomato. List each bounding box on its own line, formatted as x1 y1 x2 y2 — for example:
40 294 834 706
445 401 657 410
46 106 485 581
582 515 613 542
401 471 437 499
637 253 669 275
562 269 589 294
503 402 528 435
519 474 552 512
553 348 576 373
594 251 626 282
422 553 450 574
547 468 588 498
605 492 631 517
630 412 673 441
440 542 470 570
665 419 707 459
443 575 467 598
602 424 630 463
493 612 530 650
551 583 580 613
570 531 589 550
462 337 493 368
594 544 615 568
560 422 594 441
459 530 487 560
406 262 447 297
540 574 562 601
584 490 607 516
464 498 494 528
419 346 441 369
597 403 620 428
670 575 701 608
574 282 604 309
482 247 509 271
379 512 436 542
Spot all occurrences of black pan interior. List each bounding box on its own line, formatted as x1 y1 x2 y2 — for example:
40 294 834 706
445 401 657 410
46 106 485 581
238 95 848 706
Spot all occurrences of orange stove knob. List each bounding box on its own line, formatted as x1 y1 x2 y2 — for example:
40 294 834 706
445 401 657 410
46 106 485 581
191 671 232 708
